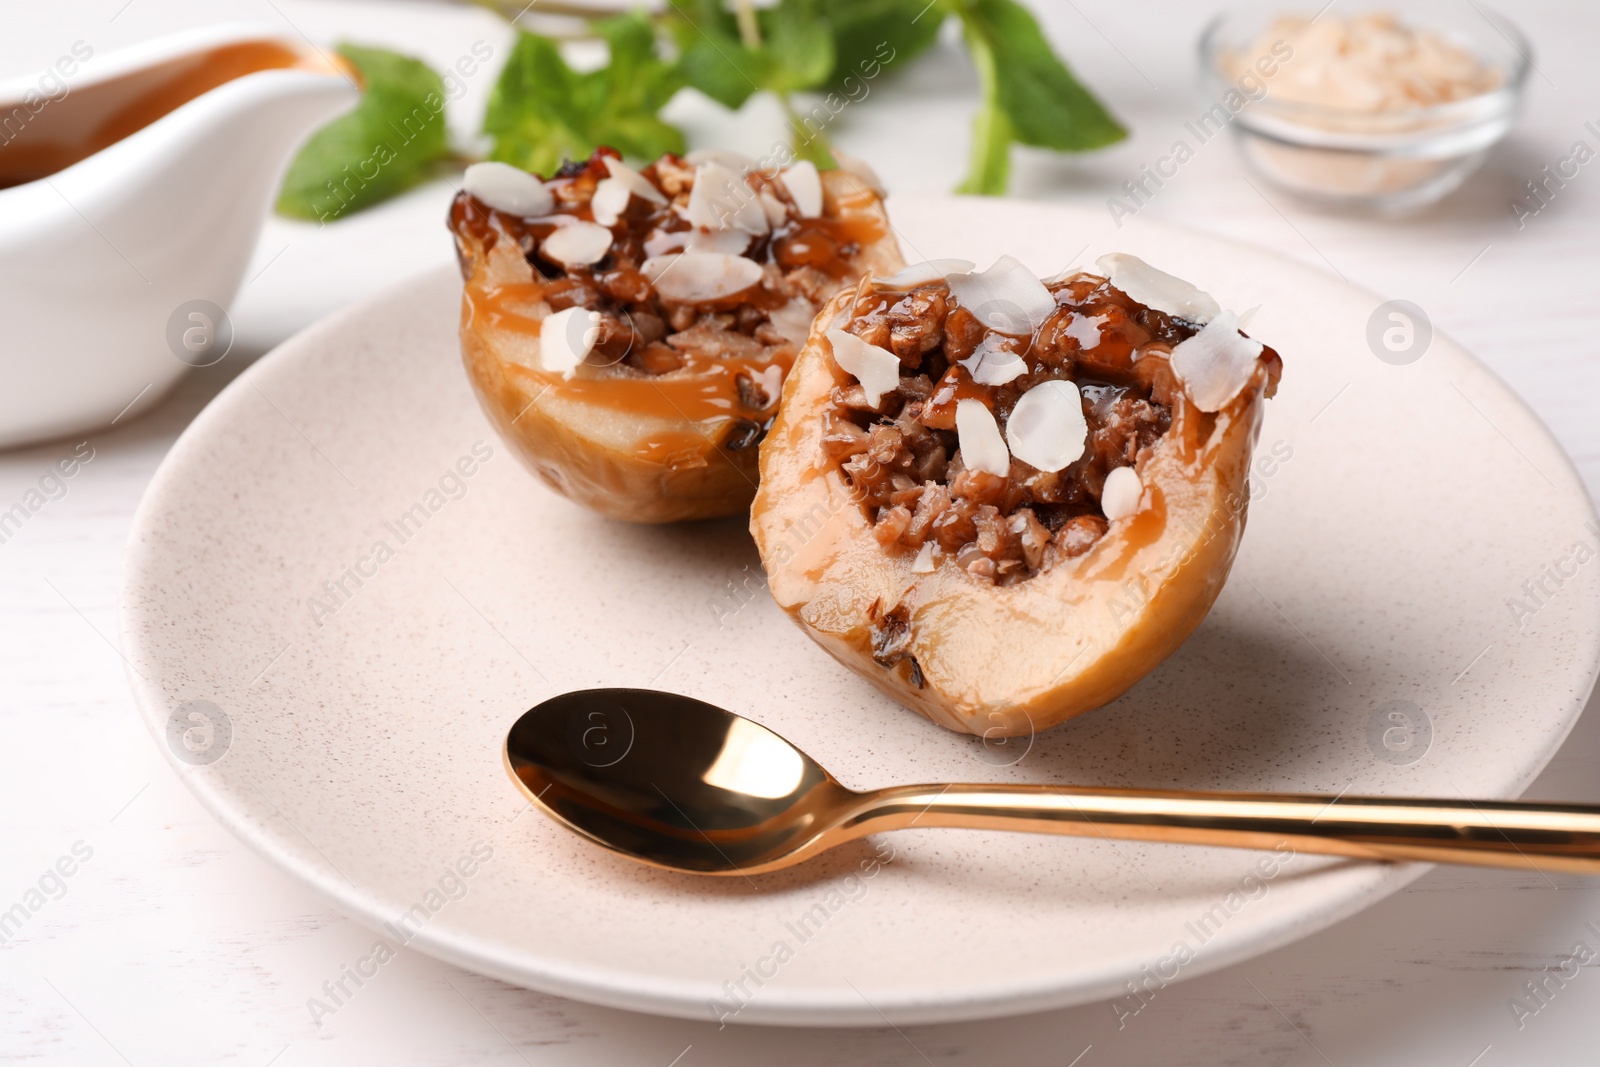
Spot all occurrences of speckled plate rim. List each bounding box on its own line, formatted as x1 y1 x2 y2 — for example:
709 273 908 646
119 198 1600 1026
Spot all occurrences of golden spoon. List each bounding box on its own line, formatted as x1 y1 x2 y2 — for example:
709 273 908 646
504 688 1600 877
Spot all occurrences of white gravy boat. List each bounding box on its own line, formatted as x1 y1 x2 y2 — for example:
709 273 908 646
0 24 357 448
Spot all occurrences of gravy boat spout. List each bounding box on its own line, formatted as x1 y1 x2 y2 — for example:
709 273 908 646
0 25 358 448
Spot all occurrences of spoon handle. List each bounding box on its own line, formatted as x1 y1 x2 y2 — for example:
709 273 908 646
846 785 1600 874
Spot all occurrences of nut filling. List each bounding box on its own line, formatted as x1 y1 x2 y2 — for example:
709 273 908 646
824 269 1282 584
448 148 888 446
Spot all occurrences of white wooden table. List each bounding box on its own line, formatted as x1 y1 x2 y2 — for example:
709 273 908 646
4 1 1598 1062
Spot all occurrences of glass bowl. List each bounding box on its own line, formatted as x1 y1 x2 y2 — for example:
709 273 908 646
1199 1 1530 214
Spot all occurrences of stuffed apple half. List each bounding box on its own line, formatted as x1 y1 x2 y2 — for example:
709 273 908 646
449 148 905 523
750 254 1282 736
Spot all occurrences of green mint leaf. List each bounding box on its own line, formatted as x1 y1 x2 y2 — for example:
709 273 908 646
675 38 769 111
484 14 686 176
668 0 763 109
816 0 947 94
760 0 835 93
960 0 1125 152
482 33 580 175
669 0 835 109
593 14 687 133
276 43 450 222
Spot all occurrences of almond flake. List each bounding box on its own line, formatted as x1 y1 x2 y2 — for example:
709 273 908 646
1171 310 1263 412
759 190 789 228
641 252 765 303
1101 466 1144 521
910 542 935 573
602 157 667 205
956 399 1010 476
826 329 900 407
874 259 976 289
688 162 769 235
767 298 818 344
642 229 690 258
780 160 824 217
1005 380 1088 473
463 161 552 216
540 306 603 378
1095 253 1220 324
687 227 752 255
541 221 612 267
589 178 632 227
947 256 1056 336
959 335 1028 386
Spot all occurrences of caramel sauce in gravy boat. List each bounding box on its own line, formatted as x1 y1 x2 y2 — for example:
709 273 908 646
0 24 356 448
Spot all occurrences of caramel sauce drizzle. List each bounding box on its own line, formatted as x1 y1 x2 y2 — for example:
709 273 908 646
468 279 794 432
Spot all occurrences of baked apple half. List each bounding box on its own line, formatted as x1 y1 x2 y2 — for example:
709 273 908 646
750 254 1282 736
448 148 904 523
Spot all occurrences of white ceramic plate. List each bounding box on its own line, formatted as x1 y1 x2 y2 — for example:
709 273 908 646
122 197 1600 1026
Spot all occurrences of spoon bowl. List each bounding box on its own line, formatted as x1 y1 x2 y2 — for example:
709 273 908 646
506 689 1600 877
505 689 855 873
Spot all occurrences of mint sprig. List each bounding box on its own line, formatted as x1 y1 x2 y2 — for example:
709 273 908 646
666 0 834 110
954 0 1126 194
274 0 1126 219
485 13 685 175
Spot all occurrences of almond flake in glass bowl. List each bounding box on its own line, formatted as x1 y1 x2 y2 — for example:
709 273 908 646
1200 4 1529 212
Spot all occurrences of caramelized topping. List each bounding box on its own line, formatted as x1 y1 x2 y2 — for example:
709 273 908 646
448 148 890 450
826 269 1281 583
